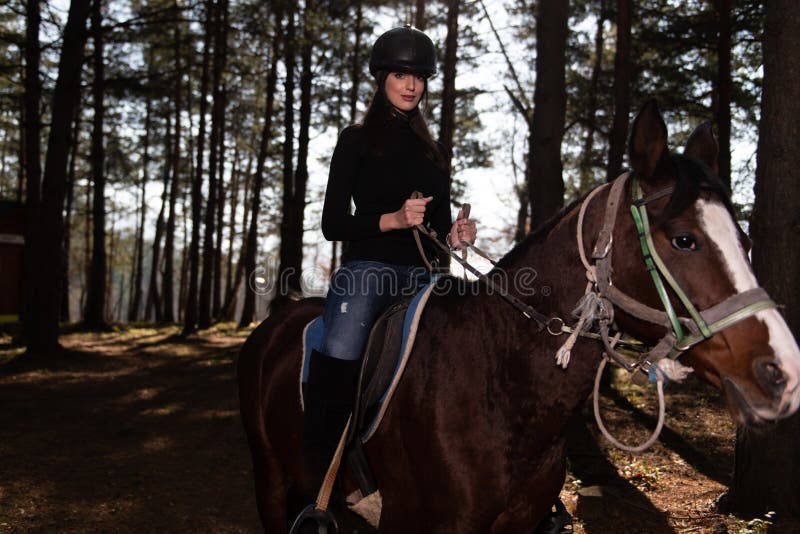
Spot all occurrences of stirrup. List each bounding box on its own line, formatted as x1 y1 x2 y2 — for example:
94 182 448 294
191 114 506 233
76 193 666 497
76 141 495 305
289 504 339 534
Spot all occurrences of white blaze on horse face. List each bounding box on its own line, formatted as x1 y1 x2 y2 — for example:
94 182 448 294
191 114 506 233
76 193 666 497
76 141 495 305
698 199 800 414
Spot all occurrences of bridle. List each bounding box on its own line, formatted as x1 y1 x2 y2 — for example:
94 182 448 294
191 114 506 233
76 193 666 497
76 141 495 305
560 171 778 452
579 172 777 383
413 172 776 377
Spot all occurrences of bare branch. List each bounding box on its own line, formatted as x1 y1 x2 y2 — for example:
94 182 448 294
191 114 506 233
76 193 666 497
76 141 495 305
504 85 531 124
477 0 532 114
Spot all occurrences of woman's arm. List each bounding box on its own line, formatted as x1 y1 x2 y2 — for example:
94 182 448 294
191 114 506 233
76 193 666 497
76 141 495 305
321 127 384 241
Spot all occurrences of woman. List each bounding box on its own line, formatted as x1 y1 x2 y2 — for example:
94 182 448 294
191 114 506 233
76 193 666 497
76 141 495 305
297 25 475 528
297 26 568 534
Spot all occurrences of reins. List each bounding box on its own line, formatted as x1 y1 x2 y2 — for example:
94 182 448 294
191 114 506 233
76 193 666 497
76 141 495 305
409 191 549 327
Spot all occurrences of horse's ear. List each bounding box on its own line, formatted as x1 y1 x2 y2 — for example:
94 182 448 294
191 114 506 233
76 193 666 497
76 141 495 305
628 100 668 180
684 121 719 174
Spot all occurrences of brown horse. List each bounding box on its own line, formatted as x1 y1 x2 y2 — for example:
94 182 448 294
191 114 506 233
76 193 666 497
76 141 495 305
238 101 800 532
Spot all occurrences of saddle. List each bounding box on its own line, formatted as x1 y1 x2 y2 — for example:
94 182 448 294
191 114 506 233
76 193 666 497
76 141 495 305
299 281 437 517
301 282 436 439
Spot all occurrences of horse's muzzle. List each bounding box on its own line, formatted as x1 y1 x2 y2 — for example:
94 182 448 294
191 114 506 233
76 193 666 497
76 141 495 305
723 366 800 426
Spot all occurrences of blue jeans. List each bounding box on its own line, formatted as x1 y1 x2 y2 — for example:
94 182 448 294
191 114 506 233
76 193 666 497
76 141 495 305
320 260 431 361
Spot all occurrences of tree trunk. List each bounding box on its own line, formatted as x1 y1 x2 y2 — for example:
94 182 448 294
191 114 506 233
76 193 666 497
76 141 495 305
335 0 364 271
727 1 800 519
438 0 460 165
509 133 528 243
579 0 607 192
239 9 281 327
292 0 312 278
22 0 42 344
105 208 116 320
274 0 309 312
527 0 569 230
179 163 190 322
61 98 82 323
179 80 195 325
145 113 172 323
81 162 91 314
348 0 362 127
223 148 251 322
129 85 151 322
183 0 213 333
17 149 24 202
514 178 528 244
714 0 733 190
85 0 108 329
17 63 26 204
222 128 253 321
25 0 91 356
223 121 240 315
414 0 426 30
162 17 183 324
213 83 228 320
0 129 7 195
200 0 228 329
606 0 632 182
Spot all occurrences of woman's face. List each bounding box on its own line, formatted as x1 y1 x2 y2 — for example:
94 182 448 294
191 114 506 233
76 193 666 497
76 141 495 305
384 71 425 111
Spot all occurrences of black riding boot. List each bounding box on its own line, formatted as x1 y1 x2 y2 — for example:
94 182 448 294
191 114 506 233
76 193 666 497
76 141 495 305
533 498 573 534
291 350 360 534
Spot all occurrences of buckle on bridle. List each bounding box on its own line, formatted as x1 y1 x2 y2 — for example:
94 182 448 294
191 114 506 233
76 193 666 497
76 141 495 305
591 229 613 260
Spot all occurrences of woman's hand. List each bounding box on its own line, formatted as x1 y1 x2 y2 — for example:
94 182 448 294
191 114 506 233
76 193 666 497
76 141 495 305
447 207 477 250
380 196 433 231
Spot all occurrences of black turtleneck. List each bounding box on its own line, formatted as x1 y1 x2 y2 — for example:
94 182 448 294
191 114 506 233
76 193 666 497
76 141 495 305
321 113 451 268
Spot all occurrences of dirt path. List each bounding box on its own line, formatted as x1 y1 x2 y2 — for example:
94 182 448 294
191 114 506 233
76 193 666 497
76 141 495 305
0 327 786 533
0 327 260 533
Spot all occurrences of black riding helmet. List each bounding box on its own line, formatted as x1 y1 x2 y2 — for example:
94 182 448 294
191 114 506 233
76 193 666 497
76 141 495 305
369 25 437 78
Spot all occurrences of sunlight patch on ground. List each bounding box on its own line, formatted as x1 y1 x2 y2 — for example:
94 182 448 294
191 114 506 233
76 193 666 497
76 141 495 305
188 409 238 421
140 436 175 452
140 402 185 416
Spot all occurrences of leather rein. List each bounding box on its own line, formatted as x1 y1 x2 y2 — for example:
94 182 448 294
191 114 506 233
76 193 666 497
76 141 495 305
410 192 550 326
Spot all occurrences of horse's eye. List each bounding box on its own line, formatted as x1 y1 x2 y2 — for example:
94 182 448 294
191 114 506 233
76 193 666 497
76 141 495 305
671 235 698 251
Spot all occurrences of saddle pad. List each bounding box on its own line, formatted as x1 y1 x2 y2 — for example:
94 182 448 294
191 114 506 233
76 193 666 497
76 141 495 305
299 281 437 442
357 282 436 442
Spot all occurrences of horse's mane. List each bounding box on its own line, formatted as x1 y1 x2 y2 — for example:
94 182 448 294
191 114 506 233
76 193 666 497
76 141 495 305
495 151 735 270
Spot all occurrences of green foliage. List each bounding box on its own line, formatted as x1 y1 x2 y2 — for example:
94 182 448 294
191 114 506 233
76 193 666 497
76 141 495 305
2 0 770 322
0 0 24 199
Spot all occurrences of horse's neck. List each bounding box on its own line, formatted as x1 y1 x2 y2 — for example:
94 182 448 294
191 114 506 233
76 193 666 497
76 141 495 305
499 201 592 318
487 190 612 432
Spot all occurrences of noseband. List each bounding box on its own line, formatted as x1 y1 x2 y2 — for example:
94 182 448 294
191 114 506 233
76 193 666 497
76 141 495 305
582 172 777 382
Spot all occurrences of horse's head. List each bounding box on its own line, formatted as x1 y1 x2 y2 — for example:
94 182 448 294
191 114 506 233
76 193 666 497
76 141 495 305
606 101 800 426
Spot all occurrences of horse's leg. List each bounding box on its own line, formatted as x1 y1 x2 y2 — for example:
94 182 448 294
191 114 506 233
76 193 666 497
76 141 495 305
245 431 289 532
239 319 293 533
489 445 567 533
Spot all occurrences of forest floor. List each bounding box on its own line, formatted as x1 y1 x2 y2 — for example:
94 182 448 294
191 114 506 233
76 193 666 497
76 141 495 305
0 325 790 533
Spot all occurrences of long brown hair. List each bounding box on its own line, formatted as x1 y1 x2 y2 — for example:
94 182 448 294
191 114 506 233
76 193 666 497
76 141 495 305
360 71 449 174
